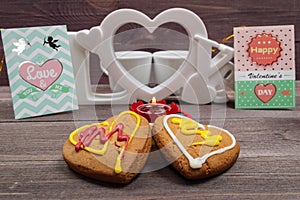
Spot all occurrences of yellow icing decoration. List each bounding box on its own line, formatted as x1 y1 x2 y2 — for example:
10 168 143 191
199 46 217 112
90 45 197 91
191 135 222 146
114 157 122 174
69 121 109 150
171 118 210 138
164 114 236 169
109 110 140 174
171 117 222 147
68 111 141 174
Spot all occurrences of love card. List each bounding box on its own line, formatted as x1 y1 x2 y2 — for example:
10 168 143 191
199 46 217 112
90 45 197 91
234 25 295 109
1 25 78 119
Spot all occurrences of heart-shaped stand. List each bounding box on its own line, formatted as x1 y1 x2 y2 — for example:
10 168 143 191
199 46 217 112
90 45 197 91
69 8 234 105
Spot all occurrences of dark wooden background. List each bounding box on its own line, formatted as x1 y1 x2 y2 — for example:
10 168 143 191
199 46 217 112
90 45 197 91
0 0 299 86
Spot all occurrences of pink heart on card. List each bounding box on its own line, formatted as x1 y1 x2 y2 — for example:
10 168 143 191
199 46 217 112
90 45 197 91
254 83 276 103
19 59 63 91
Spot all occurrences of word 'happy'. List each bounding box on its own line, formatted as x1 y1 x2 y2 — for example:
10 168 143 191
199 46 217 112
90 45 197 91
249 47 279 55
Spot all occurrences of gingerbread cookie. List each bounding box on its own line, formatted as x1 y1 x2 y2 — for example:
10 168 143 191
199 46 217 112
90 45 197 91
152 114 240 179
62 111 152 184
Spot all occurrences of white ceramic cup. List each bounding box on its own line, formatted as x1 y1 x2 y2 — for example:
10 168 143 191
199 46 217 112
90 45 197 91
104 51 152 92
153 50 188 95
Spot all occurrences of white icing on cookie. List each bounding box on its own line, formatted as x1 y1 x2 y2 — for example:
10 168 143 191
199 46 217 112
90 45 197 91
163 114 237 169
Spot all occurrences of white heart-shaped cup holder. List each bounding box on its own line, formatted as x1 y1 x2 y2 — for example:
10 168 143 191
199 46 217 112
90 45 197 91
69 8 234 105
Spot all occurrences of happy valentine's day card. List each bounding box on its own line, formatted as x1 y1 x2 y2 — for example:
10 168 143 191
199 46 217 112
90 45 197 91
234 25 295 109
1 25 78 119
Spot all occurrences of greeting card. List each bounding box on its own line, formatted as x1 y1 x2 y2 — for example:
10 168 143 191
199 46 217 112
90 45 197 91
1 25 78 119
234 25 295 109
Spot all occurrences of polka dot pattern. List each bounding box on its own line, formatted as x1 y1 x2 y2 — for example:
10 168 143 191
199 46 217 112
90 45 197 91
235 80 295 108
234 25 295 109
234 25 295 71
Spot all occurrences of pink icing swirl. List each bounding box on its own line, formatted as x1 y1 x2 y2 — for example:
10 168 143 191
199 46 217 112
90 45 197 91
75 123 130 159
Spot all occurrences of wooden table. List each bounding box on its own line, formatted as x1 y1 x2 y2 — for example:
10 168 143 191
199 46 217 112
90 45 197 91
1 85 300 200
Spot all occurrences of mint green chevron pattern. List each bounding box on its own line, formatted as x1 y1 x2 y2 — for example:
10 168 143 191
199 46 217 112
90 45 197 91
1 25 78 119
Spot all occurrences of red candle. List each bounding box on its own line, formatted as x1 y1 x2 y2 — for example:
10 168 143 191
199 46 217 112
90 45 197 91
136 97 171 123
130 97 191 123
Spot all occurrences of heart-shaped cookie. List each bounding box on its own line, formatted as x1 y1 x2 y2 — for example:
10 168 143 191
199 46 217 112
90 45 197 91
152 114 240 179
19 59 62 91
76 8 216 102
255 83 276 103
62 111 152 184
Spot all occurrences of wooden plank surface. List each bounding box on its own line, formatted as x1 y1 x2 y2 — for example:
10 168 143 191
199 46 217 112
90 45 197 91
0 85 300 199
0 0 299 86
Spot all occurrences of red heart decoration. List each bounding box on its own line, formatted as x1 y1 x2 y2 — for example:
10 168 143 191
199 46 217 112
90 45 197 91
254 83 276 103
19 59 63 91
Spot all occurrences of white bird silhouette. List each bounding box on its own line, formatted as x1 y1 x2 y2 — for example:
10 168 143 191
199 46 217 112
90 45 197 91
12 38 30 55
